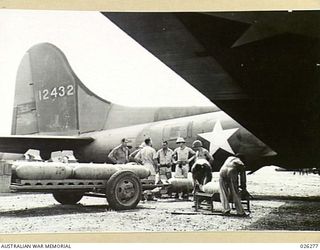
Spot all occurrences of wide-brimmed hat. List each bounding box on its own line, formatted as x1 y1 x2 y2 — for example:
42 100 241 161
176 137 186 144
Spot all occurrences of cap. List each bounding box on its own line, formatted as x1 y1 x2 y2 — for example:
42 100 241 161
176 137 186 144
192 140 202 148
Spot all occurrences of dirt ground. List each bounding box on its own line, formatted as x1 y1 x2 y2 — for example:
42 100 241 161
0 166 319 233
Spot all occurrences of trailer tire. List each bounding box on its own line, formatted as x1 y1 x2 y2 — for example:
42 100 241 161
52 191 84 205
106 170 141 210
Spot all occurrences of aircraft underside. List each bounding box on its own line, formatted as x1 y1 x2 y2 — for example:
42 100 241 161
103 11 320 169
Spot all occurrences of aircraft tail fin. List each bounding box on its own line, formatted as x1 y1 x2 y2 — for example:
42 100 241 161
12 43 112 135
12 43 217 136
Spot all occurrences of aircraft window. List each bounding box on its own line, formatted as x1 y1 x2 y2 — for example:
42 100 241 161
163 125 187 140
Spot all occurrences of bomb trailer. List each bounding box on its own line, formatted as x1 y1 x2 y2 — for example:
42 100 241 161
7 161 192 211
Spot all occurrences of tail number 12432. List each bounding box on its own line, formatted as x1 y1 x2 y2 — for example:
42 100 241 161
38 85 74 101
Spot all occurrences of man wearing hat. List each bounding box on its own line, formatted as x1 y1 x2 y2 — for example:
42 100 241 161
172 137 195 178
108 138 130 164
191 140 214 192
219 154 247 216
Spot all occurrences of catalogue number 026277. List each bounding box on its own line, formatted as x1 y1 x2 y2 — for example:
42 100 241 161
38 85 74 101
300 244 319 249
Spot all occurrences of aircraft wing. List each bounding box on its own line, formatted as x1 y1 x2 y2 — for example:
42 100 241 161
0 135 94 155
103 12 320 169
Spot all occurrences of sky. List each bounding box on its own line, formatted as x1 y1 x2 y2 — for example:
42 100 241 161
0 10 213 135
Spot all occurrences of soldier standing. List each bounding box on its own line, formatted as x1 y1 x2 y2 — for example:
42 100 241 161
172 137 195 199
108 138 130 164
129 142 145 162
172 137 195 178
134 138 158 182
155 141 173 183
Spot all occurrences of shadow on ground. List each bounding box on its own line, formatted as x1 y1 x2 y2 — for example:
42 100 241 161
246 201 320 230
0 204 110 218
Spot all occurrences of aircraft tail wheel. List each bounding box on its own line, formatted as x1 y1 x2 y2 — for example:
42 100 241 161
106 170 142 210
52 191 84 205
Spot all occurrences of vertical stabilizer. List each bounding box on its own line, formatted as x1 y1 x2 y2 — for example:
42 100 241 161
12 43 112 135
12 43 217 136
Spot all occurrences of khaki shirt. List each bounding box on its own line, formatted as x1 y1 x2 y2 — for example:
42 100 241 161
155 148 173 165
135 145 157 175
108 145 129 164
135 145 157 167
173 146 195 162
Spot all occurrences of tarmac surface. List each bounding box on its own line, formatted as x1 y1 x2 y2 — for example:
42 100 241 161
0 166 319 233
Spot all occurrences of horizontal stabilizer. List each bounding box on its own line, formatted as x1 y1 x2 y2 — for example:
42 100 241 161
0 135 93 155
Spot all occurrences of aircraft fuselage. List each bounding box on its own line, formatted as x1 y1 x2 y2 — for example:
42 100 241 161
77 111 275 170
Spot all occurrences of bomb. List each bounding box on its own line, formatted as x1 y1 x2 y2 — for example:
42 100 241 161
13 161 150 180
201 181 220 194
73 163 150 179
117 164 150 179
168 178 194 193
14 162 73 180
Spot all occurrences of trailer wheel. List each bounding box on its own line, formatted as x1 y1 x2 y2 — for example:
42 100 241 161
106 170 141 210
52 191 84 205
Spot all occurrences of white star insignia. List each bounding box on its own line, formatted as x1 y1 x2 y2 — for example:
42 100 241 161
198 120 238 155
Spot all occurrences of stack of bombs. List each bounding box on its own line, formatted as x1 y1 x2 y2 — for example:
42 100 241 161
10 161 220 194
11 161 151 180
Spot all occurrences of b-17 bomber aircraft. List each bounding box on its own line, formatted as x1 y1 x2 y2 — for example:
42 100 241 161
103 11 320 171
0 43 275 171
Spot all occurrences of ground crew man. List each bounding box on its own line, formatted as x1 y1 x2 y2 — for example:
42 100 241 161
191 140 214 193
155 141 173 183
219 154 247 216
129 142 145 162
172 137 195 178
134 138 158 182
172 137 195 199
108 138 130 164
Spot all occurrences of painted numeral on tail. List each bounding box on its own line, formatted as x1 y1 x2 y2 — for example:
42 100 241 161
38 88 51 100
38 84 74 101
50 87 58 98
58 86 65 97
67 85 74 96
